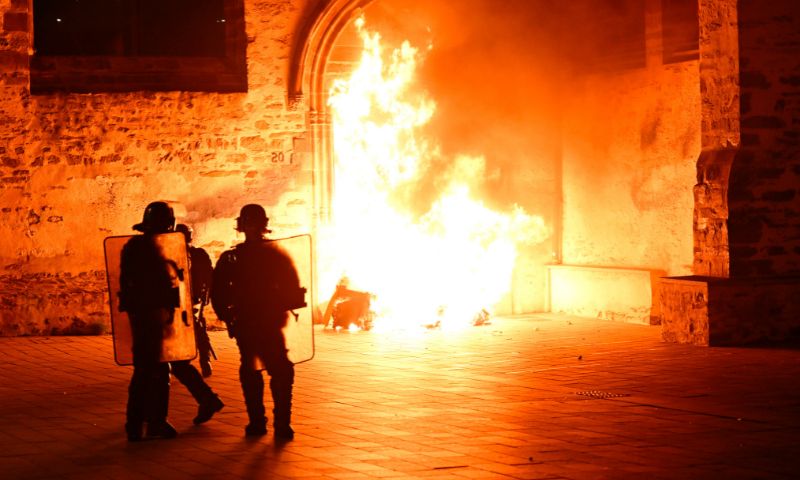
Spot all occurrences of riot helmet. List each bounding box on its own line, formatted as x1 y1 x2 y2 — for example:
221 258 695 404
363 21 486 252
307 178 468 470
176 223 193 244
236 204 272 233
133 201 175 233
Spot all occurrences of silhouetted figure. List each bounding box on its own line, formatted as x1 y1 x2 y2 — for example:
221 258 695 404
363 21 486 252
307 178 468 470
170 223 224 425
119 201 180 441
176 223 216 377
211 204 302 440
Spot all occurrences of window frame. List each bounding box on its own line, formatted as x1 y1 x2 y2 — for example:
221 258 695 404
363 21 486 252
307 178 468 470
29 0 247 94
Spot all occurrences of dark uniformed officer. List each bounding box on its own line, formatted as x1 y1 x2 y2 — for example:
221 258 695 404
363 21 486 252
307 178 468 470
171 223 224 425
119 201 180 441
211 204 301 440
176 223 215 378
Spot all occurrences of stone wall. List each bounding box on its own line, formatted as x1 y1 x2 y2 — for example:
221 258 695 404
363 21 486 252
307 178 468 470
659 0 800 346
555 1 702 325
0 0 317 335
729 1 800 277
692 0 739 277
559 0 700 296
4 0 799 338
658 276 710 345
660 276 800 345
561 62 700 276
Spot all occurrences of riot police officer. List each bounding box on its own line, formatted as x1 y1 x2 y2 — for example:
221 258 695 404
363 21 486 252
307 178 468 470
176 223 215 378
119 201 180 441
211 204 302 440
171 223 224 425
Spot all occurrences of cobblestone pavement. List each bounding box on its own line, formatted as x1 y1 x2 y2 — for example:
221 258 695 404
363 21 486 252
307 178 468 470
1 314 799 479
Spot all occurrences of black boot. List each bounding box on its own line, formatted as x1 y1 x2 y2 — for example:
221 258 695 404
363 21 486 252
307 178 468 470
245 421 267 436
194 394 224 425
273 425 294 441
146 421 177 439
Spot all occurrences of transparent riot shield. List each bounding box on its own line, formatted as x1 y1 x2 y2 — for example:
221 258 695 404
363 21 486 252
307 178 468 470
271 234 314 365
104 232 196 366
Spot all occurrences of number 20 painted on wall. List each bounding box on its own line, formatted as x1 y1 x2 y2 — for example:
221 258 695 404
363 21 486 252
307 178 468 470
271 151 292 164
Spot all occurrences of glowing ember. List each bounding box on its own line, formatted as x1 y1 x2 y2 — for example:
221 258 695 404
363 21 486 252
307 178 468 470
320 16 548 332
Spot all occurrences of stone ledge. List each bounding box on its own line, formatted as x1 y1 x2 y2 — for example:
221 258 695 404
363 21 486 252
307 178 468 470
659 275 800 345
547 265 659 325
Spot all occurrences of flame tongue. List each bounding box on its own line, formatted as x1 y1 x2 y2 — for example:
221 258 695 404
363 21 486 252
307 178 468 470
322 17 547 332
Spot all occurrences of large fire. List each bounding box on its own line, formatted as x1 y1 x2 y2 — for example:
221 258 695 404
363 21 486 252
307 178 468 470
319 17 548 332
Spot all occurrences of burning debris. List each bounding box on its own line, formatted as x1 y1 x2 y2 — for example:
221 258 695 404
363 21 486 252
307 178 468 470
321 278 491 332
473 308 491 326
424 307 491 330
322 281 374 331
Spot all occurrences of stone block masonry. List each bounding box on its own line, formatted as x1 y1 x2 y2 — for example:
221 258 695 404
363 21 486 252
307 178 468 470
660 275 800 345
728 1 800 278
0 0 317 335
2 0 800 340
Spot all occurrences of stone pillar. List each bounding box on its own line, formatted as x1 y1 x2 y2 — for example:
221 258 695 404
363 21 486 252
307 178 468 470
693 0 740 277
660 0 800 346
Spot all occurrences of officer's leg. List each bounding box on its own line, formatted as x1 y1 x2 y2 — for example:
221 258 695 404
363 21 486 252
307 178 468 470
147 362 170 422
171 360 224 424
126 366 147 441
240 364 266 435
268 360 295 439
264 333 295 440
171 360 214 403
128 314 159 441
237 330 268 435
145 362 176 439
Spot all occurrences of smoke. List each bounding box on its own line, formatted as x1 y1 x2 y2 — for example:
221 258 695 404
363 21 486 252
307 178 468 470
362 0 568 217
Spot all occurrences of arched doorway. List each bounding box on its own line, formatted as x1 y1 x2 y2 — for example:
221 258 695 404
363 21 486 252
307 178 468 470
290 0 724 329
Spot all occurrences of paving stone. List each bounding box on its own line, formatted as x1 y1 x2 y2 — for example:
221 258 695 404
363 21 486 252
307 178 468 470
0 314 799 479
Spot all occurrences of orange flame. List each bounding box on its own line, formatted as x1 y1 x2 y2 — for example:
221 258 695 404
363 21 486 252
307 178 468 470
320 17 548 332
